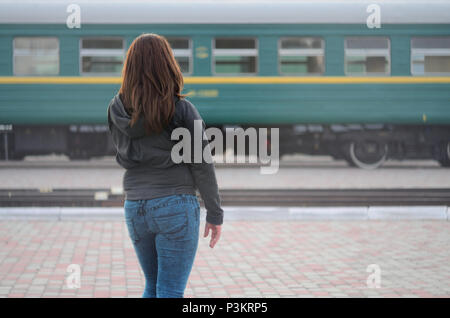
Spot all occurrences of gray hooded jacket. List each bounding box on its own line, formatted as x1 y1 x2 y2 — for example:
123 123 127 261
107 94 223 225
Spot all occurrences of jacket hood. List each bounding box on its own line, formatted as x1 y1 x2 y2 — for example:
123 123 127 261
107 93 181 169
107 94 148 139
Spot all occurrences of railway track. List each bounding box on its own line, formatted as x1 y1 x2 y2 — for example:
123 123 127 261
0 157 441 169
1 188 450 207
0 159 343 169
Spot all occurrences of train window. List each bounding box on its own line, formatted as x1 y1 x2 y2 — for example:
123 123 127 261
80 38 125 75
213 38 257 75
279 37 324 75
166 37 192 75
13 37 59 76
411 37 450 75
345 37 390 75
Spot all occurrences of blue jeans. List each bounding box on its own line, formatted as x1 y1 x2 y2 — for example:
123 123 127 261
124 194 200 298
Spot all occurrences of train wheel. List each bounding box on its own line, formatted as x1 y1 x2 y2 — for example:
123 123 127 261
340 141 356 166
437 141 450 167
345 139 388 169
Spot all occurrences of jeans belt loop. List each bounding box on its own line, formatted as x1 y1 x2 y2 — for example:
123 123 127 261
138 200 146 216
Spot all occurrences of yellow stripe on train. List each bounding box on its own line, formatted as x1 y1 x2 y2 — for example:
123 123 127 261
1 76 450 84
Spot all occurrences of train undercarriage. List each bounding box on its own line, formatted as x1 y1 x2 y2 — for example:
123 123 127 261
1 123 449 169
277 123 450 169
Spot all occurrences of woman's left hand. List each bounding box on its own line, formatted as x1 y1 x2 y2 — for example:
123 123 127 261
204 222 222 248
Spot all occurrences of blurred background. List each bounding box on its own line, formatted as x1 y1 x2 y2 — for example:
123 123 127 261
1 0 450 205
0 0 449 298
0 0 449 168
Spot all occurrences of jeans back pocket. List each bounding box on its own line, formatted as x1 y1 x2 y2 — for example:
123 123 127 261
151 204 189 241
124 200 149 244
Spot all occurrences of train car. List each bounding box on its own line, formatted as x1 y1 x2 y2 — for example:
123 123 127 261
0 0 450 168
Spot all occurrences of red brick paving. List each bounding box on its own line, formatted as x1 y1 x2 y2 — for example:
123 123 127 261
0 220 449 298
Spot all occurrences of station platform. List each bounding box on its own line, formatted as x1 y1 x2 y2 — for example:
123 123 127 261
0 155 449 298
0 219 448 298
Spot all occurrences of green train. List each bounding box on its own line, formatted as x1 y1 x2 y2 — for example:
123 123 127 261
1 0 450 169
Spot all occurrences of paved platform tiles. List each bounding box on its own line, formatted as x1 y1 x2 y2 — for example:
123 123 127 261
0 219 448 298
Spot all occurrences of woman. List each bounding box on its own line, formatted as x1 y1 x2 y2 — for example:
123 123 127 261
107 33 224 298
